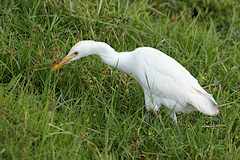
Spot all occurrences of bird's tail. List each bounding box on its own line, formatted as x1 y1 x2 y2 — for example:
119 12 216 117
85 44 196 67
190 89 220 116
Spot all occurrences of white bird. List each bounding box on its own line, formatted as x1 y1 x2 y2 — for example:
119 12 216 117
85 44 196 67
52 40 220 129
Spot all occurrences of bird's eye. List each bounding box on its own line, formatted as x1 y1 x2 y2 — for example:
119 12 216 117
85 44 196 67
74 52 78 55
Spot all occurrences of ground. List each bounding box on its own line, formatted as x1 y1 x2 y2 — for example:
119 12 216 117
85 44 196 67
0 0 239 159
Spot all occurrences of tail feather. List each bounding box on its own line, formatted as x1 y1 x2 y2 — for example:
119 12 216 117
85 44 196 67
207 95 220 116
190 88 220 116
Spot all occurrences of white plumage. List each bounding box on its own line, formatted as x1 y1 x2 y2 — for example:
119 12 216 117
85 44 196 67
52 41 220 126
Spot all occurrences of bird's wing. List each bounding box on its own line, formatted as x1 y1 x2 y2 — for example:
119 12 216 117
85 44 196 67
133 48 219 115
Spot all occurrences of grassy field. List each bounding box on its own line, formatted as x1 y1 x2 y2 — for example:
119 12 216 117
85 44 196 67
0 0 240 159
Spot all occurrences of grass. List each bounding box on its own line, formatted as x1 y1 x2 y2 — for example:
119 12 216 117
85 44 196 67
0 0 240 159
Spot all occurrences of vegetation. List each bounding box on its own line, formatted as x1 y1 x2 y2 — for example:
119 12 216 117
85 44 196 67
0 0 239 159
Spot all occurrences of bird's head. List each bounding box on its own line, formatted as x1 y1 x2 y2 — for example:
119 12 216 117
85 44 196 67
52 40 96 72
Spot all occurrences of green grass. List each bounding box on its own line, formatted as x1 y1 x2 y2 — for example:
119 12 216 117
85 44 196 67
0 0 240 159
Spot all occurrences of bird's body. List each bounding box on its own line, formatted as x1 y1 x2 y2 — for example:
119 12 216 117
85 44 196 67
53 41 219 125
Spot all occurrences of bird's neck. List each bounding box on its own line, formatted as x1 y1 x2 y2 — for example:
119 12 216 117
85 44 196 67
93 42 133 75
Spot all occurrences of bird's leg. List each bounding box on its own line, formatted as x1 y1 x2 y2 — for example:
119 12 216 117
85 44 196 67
167 109 181 135
145 112 150 123
143 90 155 124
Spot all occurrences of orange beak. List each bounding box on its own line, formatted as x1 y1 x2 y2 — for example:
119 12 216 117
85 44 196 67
52 54 77 72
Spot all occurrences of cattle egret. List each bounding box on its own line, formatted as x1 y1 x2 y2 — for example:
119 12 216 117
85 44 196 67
52 40 220 128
